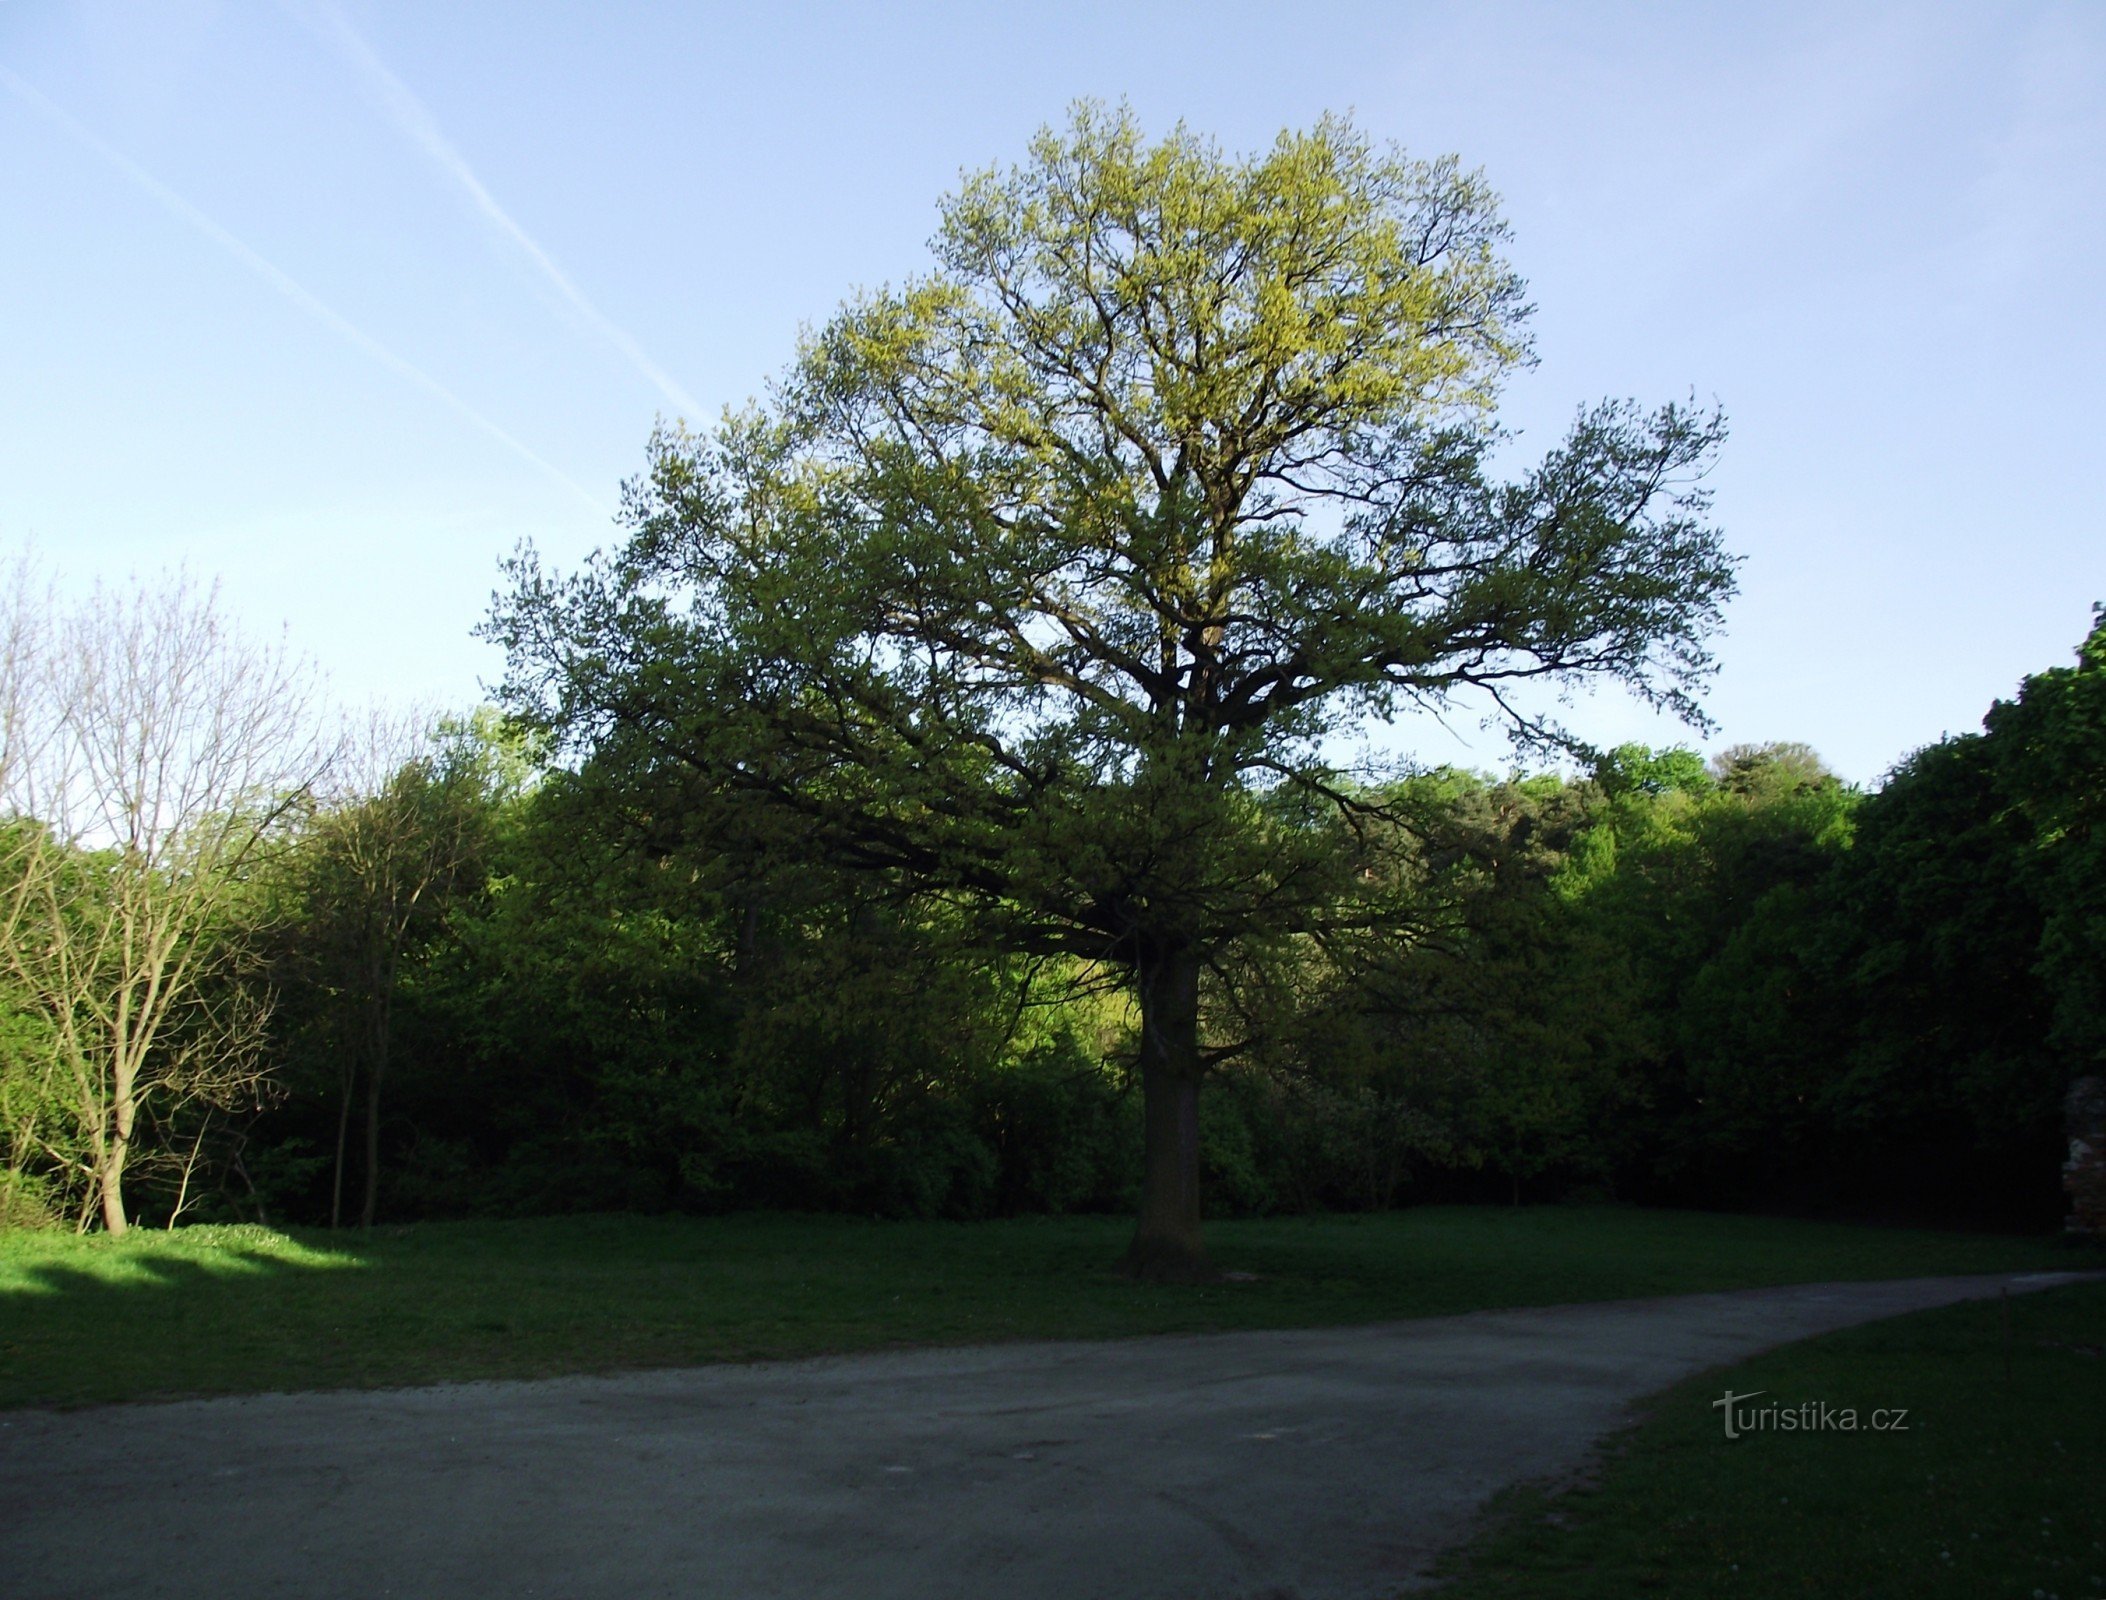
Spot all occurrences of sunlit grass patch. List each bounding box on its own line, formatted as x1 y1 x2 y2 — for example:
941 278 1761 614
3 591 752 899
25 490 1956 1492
0 1223 365 1296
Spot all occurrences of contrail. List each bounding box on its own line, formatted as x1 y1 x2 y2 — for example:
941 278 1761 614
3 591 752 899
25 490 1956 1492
0 65 608 516
286 0 705 422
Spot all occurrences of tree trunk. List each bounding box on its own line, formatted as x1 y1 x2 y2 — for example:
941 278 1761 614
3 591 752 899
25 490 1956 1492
359 991 389 1229
1124 944 1213 1282
97 1146 129 1235
98 1082 133 1236
330 1052 354 1230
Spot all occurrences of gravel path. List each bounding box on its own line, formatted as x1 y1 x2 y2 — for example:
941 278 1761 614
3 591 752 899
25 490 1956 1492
1 1269 2093 1599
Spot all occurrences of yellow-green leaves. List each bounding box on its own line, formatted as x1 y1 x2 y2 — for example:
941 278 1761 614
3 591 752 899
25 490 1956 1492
495 104 1732 976
926 104 1529 480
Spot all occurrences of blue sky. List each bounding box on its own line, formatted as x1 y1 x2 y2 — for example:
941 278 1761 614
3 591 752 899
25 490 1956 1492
2 1 2100 784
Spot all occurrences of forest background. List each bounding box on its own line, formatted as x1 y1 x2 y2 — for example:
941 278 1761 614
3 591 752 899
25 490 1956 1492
3 573 2096 1240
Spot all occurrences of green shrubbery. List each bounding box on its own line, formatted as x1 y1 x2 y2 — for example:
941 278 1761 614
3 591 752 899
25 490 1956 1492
5 616 2101 1234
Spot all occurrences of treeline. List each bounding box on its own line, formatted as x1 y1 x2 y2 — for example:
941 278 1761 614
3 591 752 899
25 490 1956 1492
2 578 2099 1233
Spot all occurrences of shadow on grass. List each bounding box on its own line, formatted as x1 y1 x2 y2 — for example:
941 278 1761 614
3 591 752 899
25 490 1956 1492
1426 1280 2106 1600
1 1210 2096 1412
0 1230 382 1409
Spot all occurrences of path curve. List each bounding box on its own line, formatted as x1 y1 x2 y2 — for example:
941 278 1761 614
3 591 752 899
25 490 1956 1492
0 1270 2094 1599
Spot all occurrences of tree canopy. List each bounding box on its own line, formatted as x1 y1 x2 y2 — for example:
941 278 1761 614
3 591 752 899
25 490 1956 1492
495 105 1737 1276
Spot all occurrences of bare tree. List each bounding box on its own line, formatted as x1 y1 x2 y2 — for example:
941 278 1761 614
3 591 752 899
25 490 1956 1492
0 571 322 1233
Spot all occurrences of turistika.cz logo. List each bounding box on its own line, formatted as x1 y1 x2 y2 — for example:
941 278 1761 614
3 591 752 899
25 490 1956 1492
1712 1389 1911 1440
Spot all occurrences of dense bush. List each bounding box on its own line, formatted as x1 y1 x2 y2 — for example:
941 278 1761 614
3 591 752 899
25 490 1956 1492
7 617 2100 1234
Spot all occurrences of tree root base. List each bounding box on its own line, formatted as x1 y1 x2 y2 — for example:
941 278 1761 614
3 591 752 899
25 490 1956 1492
1120 1236 1219 1284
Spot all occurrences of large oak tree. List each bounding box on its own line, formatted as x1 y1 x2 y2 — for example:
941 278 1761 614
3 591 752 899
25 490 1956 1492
494 107 1735 1278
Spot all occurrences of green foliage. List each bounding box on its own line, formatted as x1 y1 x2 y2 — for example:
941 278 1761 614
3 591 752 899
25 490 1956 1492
1983 607 2106 1071
490 105 1735 1270
0 968 66 1229
1527 624 2102 1227
1307 769 1646 1199
138 606 2106 1235
1526 746 1852 1202
251 712 513 1227
1592 741 1712 799
1822 737 2050 1138
1764 617 2106 1224
496 108 1732 976
968 1027 1140 1215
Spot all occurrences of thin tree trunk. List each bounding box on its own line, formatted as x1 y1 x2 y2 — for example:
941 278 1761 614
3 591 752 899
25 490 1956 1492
230 1137 269 1228
168 1110 213 1229
1124 944 1212 1282
358 941 398 1231
359 1018 387 1229
330 1051 354 1229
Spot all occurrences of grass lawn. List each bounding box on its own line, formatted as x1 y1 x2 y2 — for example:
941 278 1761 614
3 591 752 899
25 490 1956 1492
1428 1279 2106 1600
0 1206 2093 1409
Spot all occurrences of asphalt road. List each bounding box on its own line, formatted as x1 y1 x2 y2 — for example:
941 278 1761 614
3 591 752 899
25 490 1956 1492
1 1270 2093 1600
